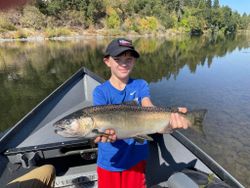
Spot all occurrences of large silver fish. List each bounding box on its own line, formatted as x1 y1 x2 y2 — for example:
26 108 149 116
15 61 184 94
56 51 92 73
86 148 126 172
54 104 207 140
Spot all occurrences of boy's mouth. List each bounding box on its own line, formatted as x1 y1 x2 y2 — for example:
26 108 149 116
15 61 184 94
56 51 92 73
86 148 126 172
118 67 129 72
118 68 130 73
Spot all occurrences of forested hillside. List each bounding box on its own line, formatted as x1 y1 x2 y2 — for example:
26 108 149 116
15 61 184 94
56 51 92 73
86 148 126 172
1 0 250 38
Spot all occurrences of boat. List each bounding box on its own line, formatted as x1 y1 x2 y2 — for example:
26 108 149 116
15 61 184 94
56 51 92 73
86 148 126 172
0 67 244 188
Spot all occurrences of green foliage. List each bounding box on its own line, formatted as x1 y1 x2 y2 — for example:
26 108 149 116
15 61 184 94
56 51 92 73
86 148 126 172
238 13 250 29
0 15 16 32
122 16 159 34
39 0 63 16
146 16 159 30
85 0 105 27
61 10 86 28
106 7 121 29
45 27 72 38
206 0 212 9
160 13 177 29
20 6 46 29
213 0 220 9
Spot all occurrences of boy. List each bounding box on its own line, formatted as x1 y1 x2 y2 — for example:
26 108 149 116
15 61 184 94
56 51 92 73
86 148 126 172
93 38 190 188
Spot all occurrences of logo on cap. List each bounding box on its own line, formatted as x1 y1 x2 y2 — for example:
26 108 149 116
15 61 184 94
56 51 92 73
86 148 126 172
118 39 133 47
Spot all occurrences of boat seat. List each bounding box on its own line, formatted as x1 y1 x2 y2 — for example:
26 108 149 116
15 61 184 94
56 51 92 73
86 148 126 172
167 172 199 188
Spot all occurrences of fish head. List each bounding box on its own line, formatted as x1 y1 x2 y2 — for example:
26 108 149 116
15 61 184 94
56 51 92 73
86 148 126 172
54 116 94 138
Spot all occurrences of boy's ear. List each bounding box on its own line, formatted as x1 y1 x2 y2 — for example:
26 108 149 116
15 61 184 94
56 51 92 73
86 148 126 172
103 57 111 67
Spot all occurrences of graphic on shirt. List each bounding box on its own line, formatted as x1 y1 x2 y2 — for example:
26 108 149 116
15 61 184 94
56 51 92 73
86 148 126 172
130 91 136 95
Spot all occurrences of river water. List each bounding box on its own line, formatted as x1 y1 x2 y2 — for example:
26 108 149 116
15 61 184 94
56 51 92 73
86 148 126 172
0 34 250 186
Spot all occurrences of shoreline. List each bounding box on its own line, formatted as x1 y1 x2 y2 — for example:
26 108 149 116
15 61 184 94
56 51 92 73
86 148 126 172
0 28 190 42
1 29 248 43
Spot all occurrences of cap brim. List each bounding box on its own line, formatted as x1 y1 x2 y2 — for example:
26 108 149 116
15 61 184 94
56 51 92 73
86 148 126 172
106 47 140 58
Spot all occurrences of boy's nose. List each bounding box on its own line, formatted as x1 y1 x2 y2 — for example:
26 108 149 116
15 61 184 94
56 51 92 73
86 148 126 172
118 60 131 66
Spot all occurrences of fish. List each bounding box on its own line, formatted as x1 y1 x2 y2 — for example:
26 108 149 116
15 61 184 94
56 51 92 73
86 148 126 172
54 104 207 141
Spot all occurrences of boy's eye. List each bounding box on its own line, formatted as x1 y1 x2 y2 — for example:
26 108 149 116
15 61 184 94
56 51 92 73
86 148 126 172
114 58 120 61
113 57 134 64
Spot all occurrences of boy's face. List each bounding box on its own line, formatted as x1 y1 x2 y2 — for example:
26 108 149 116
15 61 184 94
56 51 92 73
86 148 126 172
104 51 136 81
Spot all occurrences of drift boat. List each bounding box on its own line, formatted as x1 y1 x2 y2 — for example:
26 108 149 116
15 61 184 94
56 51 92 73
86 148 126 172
0 67 244 188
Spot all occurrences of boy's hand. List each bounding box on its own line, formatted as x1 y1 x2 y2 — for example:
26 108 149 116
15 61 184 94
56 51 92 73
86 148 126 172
177 107 188 113
94 129 117 143
158 107 191 134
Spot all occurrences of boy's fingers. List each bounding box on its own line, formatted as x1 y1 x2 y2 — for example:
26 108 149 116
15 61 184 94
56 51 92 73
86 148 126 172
178 107 188 113
170 113 190 130
110 134 117 142
94 129 117 143
109 129 115 135
101 136 108 142
170 113 178 129
94 136 101 143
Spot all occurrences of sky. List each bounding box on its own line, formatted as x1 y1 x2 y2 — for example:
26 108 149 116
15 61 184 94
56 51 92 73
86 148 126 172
219 0 250 14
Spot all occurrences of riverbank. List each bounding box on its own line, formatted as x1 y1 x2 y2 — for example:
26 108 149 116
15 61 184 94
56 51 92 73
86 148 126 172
0 27 193 42
2 27 249 43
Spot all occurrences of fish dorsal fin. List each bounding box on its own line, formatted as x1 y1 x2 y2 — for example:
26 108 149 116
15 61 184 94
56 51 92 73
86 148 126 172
134 135 154 143
122 101 138 106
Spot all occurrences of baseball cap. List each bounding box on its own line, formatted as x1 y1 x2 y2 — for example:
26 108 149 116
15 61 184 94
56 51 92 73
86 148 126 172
104 38 140 58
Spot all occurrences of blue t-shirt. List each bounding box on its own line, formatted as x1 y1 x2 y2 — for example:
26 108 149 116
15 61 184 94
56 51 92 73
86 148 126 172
93 78 150 171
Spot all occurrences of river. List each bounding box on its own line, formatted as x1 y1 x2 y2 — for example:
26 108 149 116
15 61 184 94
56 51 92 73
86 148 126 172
0 34 250 186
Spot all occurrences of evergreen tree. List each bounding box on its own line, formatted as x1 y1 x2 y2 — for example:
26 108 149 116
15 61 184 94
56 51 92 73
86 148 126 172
213 0 220 9
206 0 212 9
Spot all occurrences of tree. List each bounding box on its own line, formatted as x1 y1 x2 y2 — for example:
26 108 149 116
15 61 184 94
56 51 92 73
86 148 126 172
175 0 184 22
213 0 220 9
206 0 212 9
106 7 120 29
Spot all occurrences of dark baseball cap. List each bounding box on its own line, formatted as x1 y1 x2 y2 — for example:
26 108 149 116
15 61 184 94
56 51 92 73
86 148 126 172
104 38 140 58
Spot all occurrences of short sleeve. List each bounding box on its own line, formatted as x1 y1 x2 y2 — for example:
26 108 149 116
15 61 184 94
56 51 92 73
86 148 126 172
139 80 150 100
93 86 107 105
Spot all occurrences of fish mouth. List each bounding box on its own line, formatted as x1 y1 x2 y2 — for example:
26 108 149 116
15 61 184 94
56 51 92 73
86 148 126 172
54 125 72 137
54 121 76 138
53 123 65 129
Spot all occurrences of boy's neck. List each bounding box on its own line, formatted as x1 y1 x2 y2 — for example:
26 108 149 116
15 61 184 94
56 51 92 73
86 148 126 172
109 76 129 91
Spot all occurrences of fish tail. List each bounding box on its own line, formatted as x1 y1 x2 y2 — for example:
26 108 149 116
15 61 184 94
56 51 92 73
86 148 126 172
187 109 207 128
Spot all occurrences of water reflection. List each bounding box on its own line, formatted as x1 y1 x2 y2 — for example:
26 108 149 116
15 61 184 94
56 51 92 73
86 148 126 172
0 34 250 186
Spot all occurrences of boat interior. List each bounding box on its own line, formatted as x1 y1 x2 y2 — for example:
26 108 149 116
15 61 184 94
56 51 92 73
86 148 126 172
0 68 242 188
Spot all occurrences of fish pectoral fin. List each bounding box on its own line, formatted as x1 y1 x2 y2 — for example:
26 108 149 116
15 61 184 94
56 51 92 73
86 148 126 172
92 129 110 137
134 135 154 143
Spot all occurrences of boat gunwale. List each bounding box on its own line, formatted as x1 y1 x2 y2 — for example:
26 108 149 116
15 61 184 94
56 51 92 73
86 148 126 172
0 67 104 154
4 139 92 155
